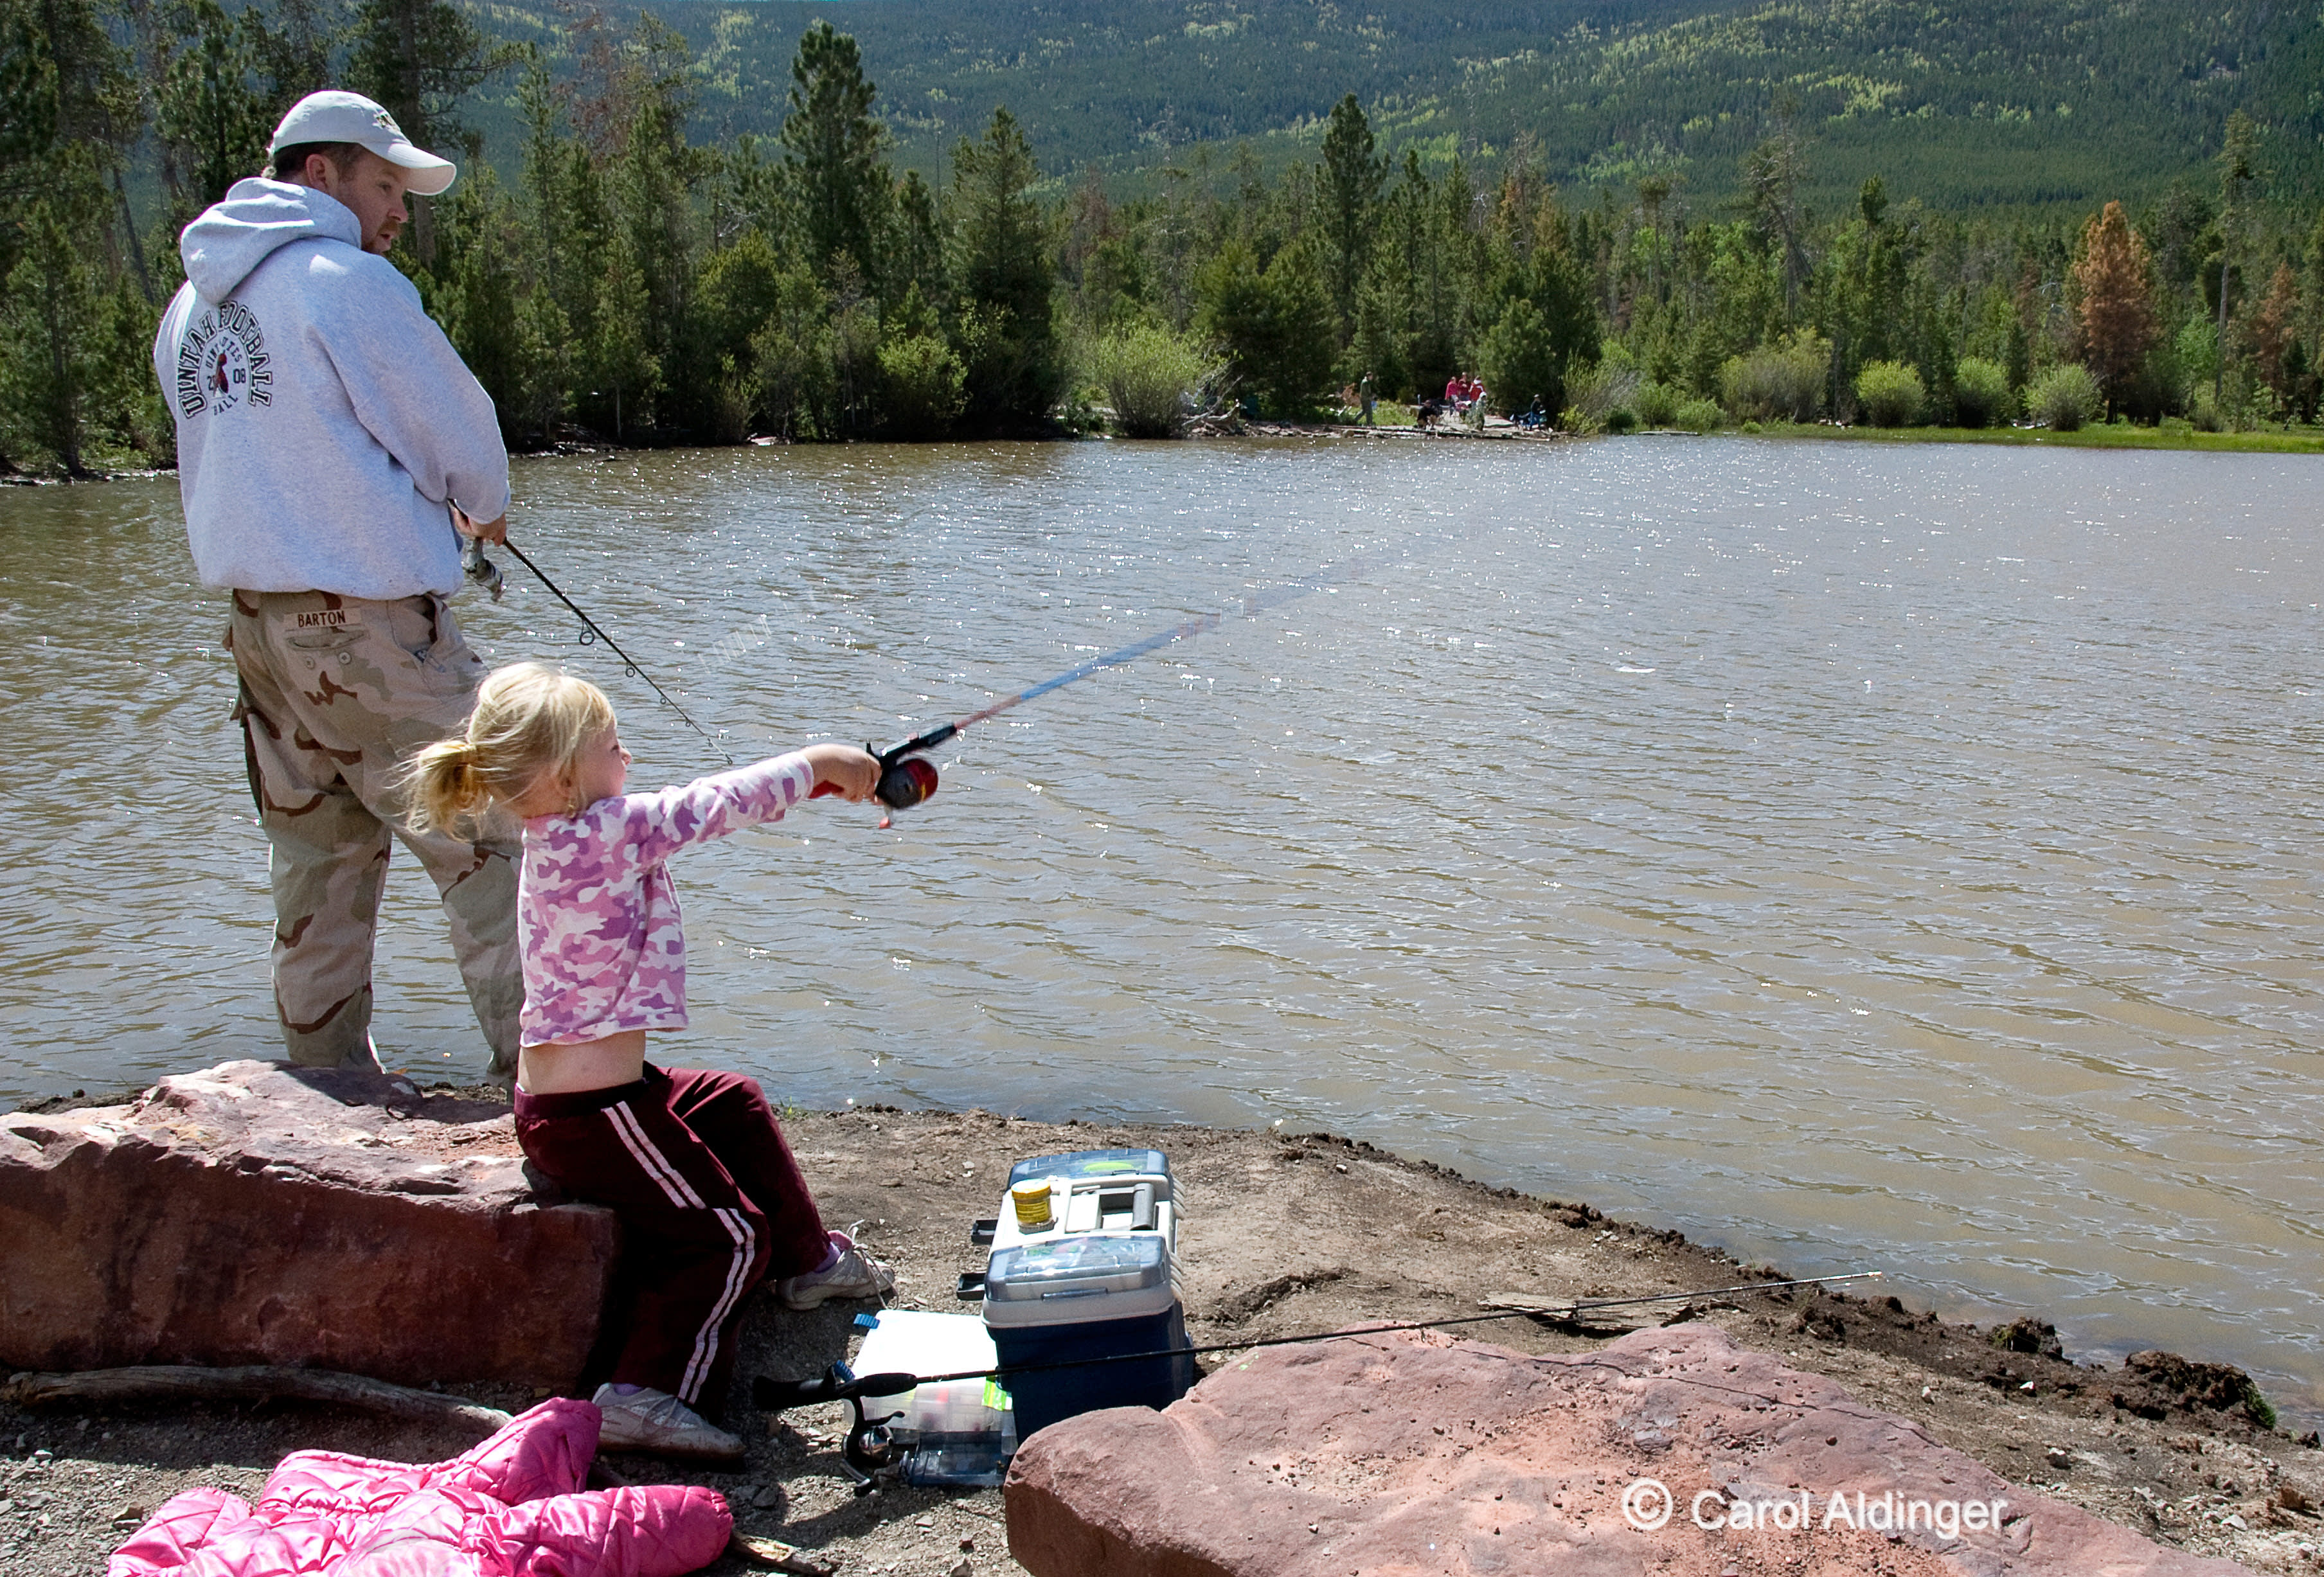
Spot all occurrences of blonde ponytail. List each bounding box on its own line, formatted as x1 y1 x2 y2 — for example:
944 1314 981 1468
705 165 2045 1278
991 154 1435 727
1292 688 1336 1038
406 736 492 832
402 662 617 830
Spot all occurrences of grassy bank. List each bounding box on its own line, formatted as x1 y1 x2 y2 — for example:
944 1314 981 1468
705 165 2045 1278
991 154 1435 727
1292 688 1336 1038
1685 420 2324 455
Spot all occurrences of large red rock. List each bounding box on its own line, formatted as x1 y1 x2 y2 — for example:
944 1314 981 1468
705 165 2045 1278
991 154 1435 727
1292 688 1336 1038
1005 1322 2251 1577
0 1060 616 1388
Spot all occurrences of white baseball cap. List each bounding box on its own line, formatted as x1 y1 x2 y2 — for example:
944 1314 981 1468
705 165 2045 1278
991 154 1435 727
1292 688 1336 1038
269 90 458 196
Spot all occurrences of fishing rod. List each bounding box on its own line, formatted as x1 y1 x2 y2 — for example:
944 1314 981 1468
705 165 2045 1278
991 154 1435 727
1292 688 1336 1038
461 528 735 766
814 548 1399 815
753 1270 1881 1481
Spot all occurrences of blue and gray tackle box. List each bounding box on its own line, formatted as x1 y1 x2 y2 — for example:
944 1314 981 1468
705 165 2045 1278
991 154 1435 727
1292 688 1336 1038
965 1146 1194 1439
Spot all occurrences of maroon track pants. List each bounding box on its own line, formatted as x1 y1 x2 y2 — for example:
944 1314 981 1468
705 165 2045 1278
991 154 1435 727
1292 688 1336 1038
513 1065 830 1412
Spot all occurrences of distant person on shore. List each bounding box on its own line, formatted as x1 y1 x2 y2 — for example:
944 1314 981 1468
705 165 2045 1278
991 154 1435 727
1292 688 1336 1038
1360 371 1377 425
407 663 897 1460
151 89 521 1079
1445 373 1466 412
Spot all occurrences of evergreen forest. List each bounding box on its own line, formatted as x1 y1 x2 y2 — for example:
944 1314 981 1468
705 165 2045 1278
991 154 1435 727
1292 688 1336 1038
3 0 2322 474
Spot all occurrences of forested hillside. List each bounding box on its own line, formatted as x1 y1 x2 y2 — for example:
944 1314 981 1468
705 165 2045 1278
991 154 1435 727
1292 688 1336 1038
483 0 2324 214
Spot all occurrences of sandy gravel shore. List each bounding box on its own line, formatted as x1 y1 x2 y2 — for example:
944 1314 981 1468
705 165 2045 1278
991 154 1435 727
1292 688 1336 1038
4 1102 2319 1574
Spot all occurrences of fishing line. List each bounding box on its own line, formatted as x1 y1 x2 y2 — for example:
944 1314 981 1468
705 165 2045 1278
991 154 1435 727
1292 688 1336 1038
468 522 1411 804
830 544 1406 813
462 528 734 765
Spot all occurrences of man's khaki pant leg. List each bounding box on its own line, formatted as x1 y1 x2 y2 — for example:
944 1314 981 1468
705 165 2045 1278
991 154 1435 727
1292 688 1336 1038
228 589 521 1075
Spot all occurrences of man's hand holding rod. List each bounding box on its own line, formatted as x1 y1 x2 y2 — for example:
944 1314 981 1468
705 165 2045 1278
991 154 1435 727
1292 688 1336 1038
451 504 508 545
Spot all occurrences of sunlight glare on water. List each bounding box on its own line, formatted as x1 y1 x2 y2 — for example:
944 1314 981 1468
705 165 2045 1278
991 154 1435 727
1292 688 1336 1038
2 434 2320 1418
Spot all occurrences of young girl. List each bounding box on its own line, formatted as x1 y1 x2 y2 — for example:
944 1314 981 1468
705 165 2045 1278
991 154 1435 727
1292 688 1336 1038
409 662 893 1462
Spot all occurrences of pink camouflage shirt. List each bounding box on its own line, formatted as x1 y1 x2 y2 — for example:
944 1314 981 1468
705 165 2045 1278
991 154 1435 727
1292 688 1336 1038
517 751 817 1048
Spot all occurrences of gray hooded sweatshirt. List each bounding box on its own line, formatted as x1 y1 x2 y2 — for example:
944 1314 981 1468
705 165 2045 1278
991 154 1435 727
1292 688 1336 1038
152 179 510 601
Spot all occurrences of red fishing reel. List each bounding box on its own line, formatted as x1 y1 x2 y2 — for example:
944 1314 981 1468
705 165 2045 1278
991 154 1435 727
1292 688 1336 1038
874 754 939 810
810 730 948 817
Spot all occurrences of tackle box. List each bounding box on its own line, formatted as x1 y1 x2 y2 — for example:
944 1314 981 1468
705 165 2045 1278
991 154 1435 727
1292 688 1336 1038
974 1147 1193 1439
988 1146 1179 1254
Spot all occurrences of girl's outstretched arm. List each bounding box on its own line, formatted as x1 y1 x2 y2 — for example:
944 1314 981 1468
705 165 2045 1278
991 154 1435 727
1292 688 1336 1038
543 745 878 877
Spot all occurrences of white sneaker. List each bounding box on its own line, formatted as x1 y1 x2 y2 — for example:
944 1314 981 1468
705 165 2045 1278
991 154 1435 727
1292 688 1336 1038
776 1232 897 1310
591 1383 744 1462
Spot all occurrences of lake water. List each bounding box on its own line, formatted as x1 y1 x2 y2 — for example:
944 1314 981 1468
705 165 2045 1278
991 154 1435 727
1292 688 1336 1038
4 434 2320 1421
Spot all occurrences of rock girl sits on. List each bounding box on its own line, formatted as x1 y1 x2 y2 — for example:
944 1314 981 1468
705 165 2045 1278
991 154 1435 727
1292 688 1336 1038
407 661 895 1461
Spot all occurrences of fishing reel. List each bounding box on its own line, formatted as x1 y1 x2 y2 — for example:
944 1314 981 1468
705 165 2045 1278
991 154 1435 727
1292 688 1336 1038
872 748 940 811
460 535 505 602
752 1362 918 1492
811 724 954 816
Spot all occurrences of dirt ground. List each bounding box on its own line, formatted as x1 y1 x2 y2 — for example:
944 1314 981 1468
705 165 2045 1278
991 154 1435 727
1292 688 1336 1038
5 1102 2321 1576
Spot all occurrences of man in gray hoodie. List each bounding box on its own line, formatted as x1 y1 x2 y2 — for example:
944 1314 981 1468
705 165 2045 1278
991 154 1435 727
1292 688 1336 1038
153 90 522 1079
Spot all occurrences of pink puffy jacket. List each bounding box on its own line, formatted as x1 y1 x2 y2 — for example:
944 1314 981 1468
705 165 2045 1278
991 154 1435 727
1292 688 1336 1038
108 1399 732 1577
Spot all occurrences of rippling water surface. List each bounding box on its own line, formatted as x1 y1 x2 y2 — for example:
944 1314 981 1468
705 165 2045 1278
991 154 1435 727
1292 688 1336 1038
4 436 2320 1416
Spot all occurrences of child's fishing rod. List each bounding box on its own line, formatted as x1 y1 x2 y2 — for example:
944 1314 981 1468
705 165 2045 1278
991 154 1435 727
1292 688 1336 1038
817 549 1397 814
461 530 734 766
753 1270 1882 1481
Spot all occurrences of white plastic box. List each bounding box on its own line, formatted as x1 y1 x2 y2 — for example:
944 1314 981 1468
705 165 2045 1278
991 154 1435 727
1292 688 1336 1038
850 1308 1016 1486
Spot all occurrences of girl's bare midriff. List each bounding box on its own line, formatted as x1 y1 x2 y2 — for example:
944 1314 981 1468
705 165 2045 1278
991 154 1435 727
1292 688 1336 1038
517 1029 648 1095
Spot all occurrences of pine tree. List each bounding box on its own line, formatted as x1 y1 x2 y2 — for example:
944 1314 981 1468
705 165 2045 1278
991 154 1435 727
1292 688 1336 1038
2073 200 2158 416
891 169 943 308
2299 208 2324 396
346 0 505 151
1636 174 1673 303
779 21 889 297
588 226 659 440
1318 93 1381 344
0 0 147 469
1404 156 1474 398
516 53 568 300
949 107 1059 428
608 16 702 430
0 175 111 473
156 0 269 211
1 0 141 282
1742 102 1809 314
2211 111 2263 406
434 161 524 443
511 283 571 443
1194 234 1333 413
346 0 511 264
1524 203 1599 403
241 0 335 111
744 260 836 440
2245 262 2300 411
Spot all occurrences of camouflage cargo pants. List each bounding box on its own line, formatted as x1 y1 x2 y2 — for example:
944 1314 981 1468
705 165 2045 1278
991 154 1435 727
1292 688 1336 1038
226 587 521 1076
